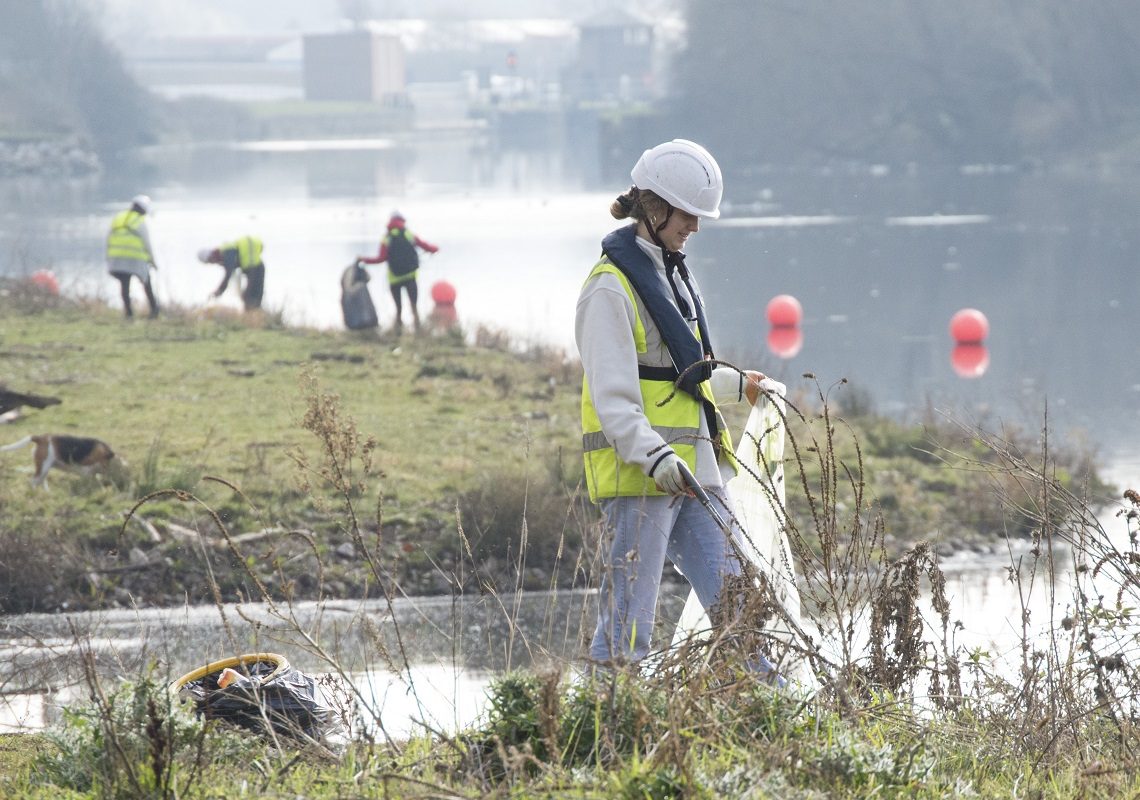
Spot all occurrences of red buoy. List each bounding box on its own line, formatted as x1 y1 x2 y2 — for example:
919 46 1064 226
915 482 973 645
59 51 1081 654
766 294 802 327
431 280 457 306
29 270 60 295
950 308 989 344
951 343 990 378
766 325 803 359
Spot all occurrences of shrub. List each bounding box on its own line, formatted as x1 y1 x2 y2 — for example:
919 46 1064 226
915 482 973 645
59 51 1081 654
456 461 593 591
34 669 256 798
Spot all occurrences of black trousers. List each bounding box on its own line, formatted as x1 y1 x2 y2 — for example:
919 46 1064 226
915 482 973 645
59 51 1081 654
110 271 158 317
241 264 265 310
389 278 418 320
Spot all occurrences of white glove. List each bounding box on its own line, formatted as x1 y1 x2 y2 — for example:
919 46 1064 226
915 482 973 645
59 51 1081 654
652 452 689 495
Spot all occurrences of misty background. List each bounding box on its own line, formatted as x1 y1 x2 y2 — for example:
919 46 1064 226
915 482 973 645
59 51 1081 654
7 0 1140 167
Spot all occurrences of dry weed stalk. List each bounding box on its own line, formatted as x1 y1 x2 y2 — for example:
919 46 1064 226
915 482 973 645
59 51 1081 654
653 362 964 708
736 373 959 707
640 365 1140 785
931 414 1140 761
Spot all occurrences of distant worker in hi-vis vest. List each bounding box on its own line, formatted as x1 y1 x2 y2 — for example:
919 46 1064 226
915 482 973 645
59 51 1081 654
198 235 266 311
355 211 439 331
577 139 783 678
105 194 159 319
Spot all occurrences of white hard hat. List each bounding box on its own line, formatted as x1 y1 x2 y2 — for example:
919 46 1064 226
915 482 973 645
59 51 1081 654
131 194 152 214
631 139 722 219
197 248 214 263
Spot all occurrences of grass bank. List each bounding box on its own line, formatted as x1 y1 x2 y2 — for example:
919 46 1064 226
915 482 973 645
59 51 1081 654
0 284 1116 614
0 287 584 612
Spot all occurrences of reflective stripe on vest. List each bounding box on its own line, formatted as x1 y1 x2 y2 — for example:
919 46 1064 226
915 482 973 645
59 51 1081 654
580 259 736 502
106 210 149 262
223 236 263 271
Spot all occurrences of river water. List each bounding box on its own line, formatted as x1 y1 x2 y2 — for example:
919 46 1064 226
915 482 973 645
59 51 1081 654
2 133 1139 734
2 536 1133 737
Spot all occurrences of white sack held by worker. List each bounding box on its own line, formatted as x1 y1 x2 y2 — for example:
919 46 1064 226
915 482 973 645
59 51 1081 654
672 379 818 690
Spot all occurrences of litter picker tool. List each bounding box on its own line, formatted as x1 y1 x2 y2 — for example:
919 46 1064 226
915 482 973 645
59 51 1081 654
676 460 732 537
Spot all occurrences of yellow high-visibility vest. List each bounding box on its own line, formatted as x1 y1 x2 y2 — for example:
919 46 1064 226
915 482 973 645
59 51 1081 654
223 236 263 271
106 210 149 262
580 259 736 502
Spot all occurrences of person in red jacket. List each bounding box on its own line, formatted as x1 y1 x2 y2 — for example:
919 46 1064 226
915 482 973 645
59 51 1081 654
356 211 439 331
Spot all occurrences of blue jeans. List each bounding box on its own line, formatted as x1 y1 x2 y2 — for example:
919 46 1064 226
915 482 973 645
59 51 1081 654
590 490 742 664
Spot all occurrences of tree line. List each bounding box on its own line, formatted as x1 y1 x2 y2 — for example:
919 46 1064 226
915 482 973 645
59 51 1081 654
0 0 153 161
672 0 1140 165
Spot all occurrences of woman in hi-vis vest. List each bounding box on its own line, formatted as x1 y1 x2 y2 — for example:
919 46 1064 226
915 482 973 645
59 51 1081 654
576 139 783 679
105 194 160 319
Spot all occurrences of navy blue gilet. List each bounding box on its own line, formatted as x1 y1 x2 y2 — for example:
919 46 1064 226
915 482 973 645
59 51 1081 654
599 225 715 400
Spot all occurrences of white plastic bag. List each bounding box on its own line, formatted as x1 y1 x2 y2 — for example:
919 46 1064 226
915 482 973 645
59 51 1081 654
672 382 817 689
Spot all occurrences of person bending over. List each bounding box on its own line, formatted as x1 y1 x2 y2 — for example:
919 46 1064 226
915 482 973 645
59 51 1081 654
198 235 266 311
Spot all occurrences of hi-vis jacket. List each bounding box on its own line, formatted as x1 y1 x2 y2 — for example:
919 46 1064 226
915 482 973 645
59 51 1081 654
223 236 264 271
212 236 265 298
106 209 153 276
578 226 738 503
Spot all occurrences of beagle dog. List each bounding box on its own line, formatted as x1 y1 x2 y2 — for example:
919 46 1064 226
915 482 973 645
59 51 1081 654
0 434 116 489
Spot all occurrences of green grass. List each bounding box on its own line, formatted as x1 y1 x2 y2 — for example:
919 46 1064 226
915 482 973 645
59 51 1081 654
2 305 575 504
4 667 1140 799
0 293 583 611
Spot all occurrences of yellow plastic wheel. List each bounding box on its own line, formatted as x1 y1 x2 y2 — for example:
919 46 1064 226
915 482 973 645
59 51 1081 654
168 652 289 695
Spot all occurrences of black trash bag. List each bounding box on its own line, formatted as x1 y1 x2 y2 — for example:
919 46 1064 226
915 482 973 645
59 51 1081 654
177 657 341 743
340 263 378 330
